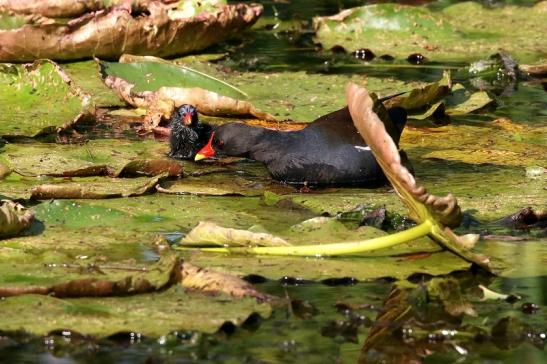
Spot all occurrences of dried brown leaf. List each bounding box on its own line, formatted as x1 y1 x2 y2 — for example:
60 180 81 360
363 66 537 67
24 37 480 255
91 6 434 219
181 262 269 300
0 3 262 62
183 221 291 247
0 254 182 298
346 82 490 270
0 200 34 238
102 75 276 130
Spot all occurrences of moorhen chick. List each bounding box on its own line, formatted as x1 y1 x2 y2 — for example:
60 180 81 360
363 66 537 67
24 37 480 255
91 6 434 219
168 104 213 160
194 106 410 186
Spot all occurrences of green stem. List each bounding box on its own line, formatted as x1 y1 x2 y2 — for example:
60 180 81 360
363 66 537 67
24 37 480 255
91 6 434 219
185 220 434 257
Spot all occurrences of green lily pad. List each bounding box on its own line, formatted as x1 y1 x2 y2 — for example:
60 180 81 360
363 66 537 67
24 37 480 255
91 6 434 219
183 250 470 281
100 60 246 100
157 171 296 196
0 60 92 137
0 140 170 176
313 2 547 62
0 286 270 336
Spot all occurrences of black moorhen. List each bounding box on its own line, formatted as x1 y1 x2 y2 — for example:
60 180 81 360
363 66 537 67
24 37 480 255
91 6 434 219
168 104 213 160
194 106 410 186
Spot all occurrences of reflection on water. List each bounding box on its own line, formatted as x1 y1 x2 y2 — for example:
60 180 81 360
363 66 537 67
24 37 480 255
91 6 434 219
1 274 545 363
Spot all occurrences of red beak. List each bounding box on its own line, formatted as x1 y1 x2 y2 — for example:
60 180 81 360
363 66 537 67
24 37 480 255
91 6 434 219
195 132 216 161
183 113 193 126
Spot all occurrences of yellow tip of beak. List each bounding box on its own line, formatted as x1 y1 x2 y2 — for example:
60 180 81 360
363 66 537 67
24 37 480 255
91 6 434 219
194 153 206 161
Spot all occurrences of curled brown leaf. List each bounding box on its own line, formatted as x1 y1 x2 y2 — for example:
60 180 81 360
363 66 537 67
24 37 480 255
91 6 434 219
0 200 34 238
0 3 262 62
181 262 269 300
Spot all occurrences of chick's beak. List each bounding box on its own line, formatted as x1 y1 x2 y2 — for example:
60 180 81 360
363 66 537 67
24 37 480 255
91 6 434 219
194 132 216 161
183 113 192 125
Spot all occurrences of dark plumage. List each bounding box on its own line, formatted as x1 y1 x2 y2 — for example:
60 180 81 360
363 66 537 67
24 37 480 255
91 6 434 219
195 106 410 186
168 104 212 160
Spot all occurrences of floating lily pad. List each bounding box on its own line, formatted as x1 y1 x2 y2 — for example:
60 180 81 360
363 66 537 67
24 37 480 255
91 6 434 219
0 60 91 137
313 2 547 62
157 172 295 196
103 57 246 99
0 286 270 336
183 250 470 281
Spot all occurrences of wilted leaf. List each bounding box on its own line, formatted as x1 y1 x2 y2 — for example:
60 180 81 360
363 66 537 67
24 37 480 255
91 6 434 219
99 58 275 129
30 174 165 199
384 71 451 110
0 254 182 297
182 221 291 247
0 60 92 137
181 261 269 300
346 82 490 270
0 200 34 238
0 2 263 62
384 73 493 120
313 2 547 62
0 0 106 17
444 84 493 115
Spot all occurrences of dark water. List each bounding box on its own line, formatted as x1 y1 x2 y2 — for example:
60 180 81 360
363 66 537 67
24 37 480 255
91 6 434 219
1 274 545 363
1 1 546 363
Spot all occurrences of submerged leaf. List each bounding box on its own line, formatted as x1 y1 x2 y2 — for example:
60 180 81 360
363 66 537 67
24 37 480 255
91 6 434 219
0 2 262 62
182 221 291 247
428 277 477 317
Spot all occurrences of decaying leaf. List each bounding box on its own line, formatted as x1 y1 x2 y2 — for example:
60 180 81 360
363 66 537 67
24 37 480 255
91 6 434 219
0 200 34 238
0 0 105 18
0 254 182 298
100 60 276 130
384 73 493 120
0 2 263 62
0 0 185 18
181 261 269 300
428 277 477 317
183 221 291 247
346 82 490 270
30 174 165 200
384 71 452 110
520 63 547 77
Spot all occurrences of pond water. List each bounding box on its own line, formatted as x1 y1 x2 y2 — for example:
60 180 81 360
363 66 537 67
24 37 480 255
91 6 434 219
0 0 546 363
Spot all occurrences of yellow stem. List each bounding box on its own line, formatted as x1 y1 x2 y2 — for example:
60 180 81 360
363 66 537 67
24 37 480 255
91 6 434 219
180 220 434 257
